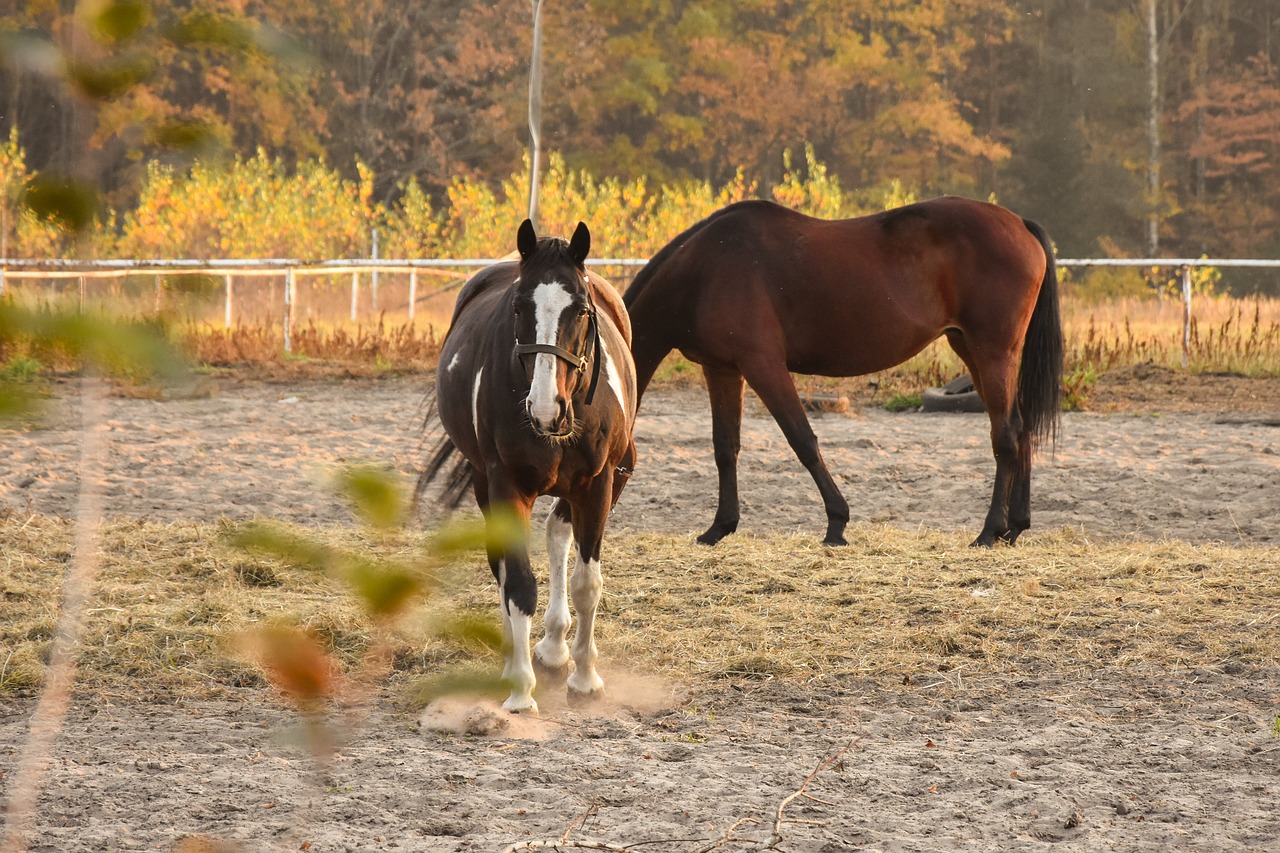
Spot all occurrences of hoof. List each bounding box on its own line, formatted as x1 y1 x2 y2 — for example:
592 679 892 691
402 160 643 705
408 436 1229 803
502 696 539 715
533 656 571 686
566 685 605 709
822 533 848 547
970 529 1016 548
696 522 736 546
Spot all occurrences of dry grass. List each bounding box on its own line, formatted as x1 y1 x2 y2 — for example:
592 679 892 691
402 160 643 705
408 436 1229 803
3 513 1277 703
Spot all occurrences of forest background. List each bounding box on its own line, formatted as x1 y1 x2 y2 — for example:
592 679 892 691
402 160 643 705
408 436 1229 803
1 0 1278 295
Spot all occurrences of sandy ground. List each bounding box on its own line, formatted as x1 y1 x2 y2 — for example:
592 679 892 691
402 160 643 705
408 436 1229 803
2 373 1280 852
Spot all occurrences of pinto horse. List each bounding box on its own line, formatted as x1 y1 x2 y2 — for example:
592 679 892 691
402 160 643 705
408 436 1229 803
421 220 637 712
623 197 1063 548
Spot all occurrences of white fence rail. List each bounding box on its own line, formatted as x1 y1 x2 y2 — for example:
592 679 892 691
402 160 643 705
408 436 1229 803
2 257 1278 367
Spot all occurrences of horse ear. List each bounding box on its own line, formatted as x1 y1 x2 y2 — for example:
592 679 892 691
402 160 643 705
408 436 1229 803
517 219 537 261
568 222 590 266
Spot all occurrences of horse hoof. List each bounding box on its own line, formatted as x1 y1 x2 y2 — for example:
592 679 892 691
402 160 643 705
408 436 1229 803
533 656 571 686
502 696 539 715
822 533 848 547
566 685 605 709
971 530 1018 548
696 523 736 546
970 533 997 548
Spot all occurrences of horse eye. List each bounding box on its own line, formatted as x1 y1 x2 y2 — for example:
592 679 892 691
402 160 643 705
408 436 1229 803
578 307 589 317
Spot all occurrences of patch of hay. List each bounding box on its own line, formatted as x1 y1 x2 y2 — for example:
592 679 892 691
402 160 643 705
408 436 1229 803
3 514 1278 701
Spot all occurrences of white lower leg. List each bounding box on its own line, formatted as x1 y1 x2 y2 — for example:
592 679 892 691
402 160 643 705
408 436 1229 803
497 561 513 681
534 504 572 671
567 555 604 696
502 601 538 713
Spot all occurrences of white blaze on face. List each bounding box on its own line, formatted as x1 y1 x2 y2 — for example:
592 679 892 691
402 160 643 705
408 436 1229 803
527 280 574 428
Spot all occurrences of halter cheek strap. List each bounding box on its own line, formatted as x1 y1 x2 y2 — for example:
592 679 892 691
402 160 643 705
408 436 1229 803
514 278 604 405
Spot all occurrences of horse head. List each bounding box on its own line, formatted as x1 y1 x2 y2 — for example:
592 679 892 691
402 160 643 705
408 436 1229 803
512 219 601 440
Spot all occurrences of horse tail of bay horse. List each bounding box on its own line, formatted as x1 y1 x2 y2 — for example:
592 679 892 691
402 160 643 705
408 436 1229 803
1018 218 1065 450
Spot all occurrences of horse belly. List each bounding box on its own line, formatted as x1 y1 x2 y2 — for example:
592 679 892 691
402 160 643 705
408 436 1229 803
435 348 487 466
784 300 947 377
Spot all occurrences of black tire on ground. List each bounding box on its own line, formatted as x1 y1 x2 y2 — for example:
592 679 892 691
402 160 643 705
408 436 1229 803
921 375 986 413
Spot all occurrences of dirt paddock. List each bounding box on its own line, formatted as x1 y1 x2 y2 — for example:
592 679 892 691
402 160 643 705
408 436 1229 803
2 370 1279 852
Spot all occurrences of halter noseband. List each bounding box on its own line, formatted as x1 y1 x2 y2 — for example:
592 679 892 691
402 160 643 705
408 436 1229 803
514 276 604 405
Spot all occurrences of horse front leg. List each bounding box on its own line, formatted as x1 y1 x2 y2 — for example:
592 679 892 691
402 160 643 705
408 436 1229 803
741 360 849 546
487 490 539 712
566 474 613 705
532 498 573 683
698 365 746 545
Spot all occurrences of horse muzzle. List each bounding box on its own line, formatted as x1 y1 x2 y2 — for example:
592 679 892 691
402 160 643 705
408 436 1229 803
526 396 574 438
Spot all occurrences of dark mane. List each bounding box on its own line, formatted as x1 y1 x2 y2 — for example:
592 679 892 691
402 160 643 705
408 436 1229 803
624 201 781 308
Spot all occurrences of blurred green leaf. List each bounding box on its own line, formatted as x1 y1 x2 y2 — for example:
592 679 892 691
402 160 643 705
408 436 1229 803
0 379 41 421
409 668 508 708
228 521 330 571
147 120 223 156
0 303 188 392
66 54 155 100
23 175 100 233
89 0 151 43
339 559 423 619
428 612 504 654
431 505 527 556
165 12 256 52
336 465 405 531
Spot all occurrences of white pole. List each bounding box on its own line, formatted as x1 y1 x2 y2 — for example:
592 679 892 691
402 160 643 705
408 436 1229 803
284 268 294 353
527 0 545 228
371 228 379 313
1181 264 1192 370
224 274 233 329
408 269 417 322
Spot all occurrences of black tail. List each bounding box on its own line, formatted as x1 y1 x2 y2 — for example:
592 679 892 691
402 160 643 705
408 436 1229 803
1018 218 1064 448
414 437 474 511
413 391 474 512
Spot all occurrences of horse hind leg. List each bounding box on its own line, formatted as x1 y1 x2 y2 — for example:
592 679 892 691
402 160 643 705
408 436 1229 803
947 331 1023 547
565 476 613 706
532 498 573 684
698 365 746 545
1003 431 1034 545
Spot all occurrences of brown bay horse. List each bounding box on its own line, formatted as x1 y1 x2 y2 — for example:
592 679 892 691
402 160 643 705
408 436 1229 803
623 197 1063 548
420 220 637 712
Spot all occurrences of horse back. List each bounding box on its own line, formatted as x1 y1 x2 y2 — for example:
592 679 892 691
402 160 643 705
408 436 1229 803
626 197 1050 377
